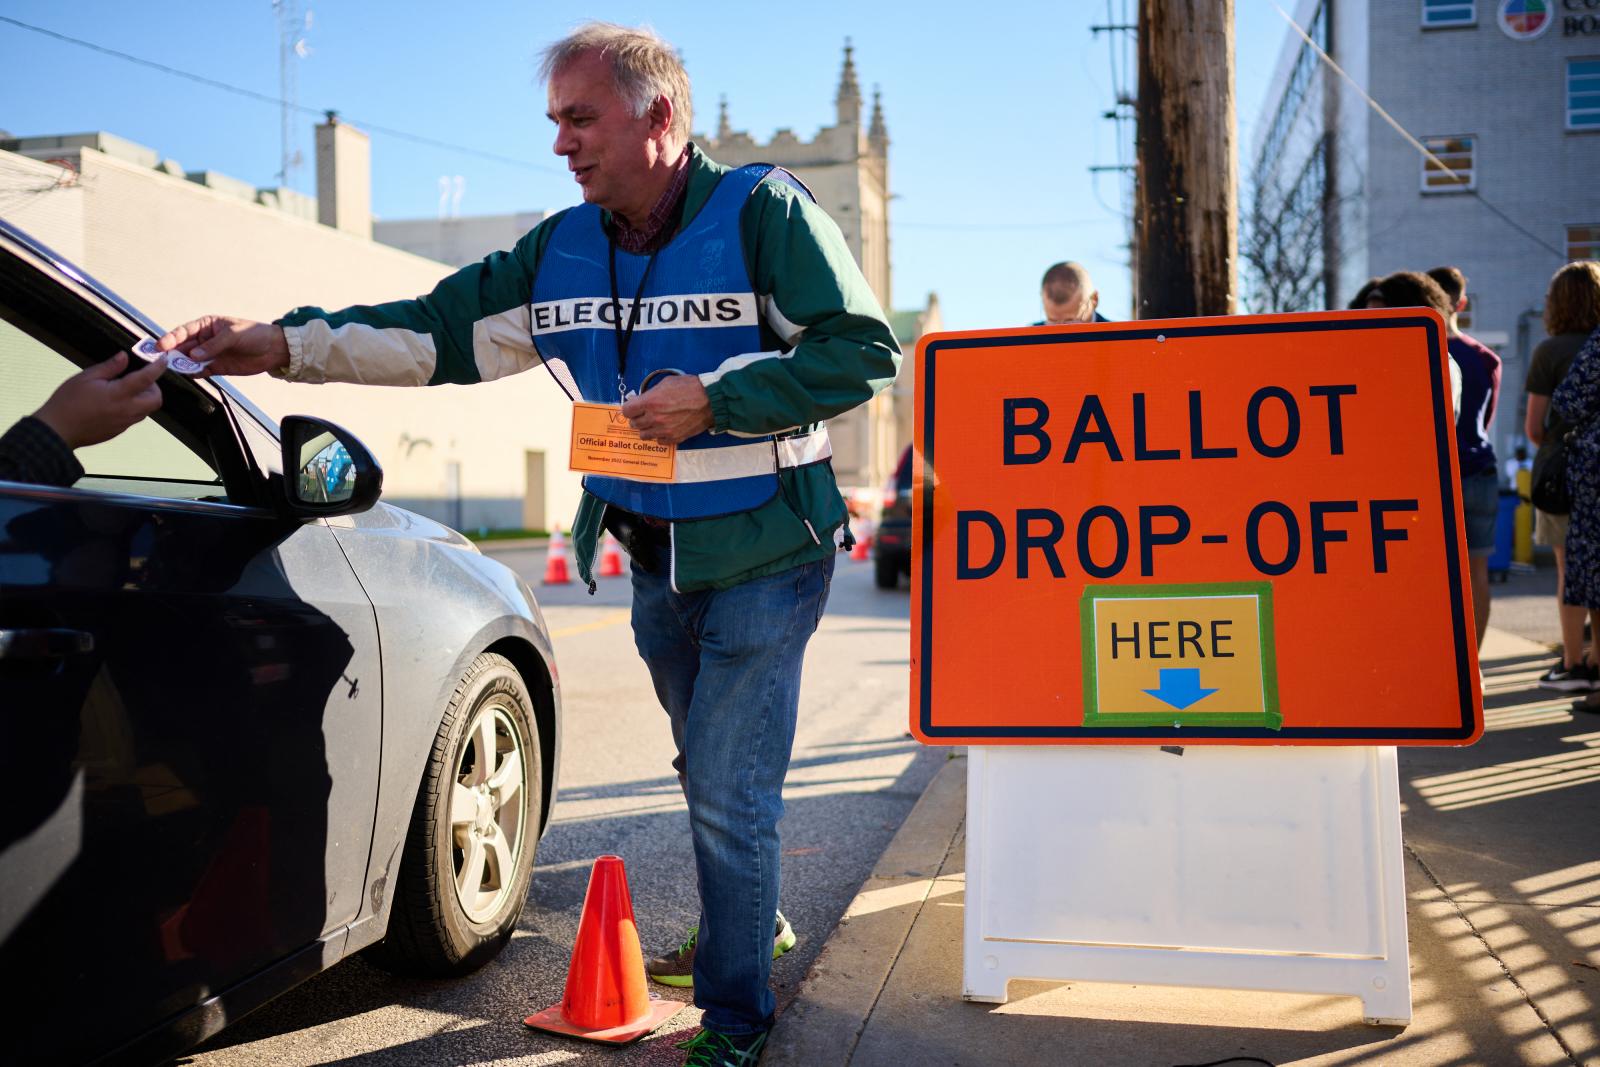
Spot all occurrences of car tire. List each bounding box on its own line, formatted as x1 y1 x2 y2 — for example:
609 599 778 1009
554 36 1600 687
874 555 899 590
367 652 542 977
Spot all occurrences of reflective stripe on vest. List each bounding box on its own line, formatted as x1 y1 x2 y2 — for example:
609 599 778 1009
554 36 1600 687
530 162 822 521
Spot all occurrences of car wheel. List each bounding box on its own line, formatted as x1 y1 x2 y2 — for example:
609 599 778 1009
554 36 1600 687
874 555 899 590
368 652 541 976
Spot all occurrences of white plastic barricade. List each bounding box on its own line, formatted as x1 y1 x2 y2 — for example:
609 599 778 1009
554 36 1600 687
962 745 1411 1025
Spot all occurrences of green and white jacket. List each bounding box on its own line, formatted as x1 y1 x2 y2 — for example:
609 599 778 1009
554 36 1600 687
274 144 901 591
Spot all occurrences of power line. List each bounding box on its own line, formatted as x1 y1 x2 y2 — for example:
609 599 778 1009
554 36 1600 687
896 218 1111 232
0 14 565 177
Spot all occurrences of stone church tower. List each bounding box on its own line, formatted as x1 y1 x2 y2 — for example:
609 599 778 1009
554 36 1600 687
698 42 899 496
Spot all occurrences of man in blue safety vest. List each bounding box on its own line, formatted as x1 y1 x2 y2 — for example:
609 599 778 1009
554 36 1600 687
155 21 900 1066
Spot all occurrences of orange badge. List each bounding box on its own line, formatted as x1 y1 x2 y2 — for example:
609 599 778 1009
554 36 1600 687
569 402 676 483
910 310 1483 746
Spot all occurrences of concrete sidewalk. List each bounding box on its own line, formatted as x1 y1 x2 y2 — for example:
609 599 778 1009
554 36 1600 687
767 627 1599 1066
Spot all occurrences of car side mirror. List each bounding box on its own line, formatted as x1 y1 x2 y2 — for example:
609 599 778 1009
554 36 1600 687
279 415 383 517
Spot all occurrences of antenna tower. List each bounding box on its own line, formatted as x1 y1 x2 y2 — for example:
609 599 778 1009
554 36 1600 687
274 0 311 188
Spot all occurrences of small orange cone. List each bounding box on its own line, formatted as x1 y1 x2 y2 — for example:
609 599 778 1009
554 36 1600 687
850 517 873 561
543 528 571 586
598 532 624 578
524 855 680 1044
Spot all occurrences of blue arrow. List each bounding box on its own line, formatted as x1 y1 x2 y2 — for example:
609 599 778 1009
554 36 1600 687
1143 668 1218 710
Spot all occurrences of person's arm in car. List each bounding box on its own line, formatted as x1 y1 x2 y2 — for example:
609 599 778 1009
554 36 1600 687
0 352 165 487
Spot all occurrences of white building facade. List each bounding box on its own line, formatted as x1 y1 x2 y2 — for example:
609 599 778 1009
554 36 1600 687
1 126 578 533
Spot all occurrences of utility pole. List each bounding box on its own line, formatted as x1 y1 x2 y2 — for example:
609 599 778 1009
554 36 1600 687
1134 0 1238 318
1320 0 1342 311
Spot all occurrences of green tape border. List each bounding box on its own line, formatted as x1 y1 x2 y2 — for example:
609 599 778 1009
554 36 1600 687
1079 581 1282 730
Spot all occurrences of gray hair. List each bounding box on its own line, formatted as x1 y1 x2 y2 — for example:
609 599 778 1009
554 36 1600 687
539 22 692 144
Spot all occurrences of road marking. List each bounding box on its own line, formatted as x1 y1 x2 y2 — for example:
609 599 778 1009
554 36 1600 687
550 608 631 639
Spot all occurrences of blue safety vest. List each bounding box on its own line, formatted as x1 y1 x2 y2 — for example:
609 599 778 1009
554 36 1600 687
530 163 831 520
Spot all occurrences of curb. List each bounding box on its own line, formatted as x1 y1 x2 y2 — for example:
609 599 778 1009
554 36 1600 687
766 752 968 1066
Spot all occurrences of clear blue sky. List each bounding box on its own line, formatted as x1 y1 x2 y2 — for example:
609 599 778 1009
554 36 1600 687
0 1 1291 329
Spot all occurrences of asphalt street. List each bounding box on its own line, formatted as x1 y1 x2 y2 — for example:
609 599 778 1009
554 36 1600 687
184 544 940 1066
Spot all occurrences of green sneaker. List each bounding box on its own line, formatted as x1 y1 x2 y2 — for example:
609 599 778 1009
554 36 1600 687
647 911 797 988
676 1027 768 1066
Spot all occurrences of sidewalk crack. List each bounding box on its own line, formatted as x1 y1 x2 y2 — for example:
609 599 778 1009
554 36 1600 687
1404 843 1582 1066
843 812 966 1067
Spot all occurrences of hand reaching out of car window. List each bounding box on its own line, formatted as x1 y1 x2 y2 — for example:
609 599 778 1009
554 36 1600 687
34 350 166 448
158 315 290 377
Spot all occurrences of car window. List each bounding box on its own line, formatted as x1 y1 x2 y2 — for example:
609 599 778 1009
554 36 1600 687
0 317 226 500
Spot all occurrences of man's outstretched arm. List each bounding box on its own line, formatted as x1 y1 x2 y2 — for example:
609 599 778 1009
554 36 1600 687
158 219 562 385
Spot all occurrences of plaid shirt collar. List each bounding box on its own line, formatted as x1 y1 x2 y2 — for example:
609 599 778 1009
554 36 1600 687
610 151 691 255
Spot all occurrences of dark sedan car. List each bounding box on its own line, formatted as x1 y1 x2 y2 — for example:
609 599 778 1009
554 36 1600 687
873 444 913 589
0 221 561 1065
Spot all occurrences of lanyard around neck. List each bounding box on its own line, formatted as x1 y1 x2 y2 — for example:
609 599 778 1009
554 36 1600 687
607 238 661 401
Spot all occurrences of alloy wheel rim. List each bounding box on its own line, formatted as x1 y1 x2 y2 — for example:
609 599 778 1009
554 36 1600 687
450 701 528 924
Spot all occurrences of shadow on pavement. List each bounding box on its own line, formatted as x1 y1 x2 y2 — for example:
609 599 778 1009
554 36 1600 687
188 739 942 1065
1395 647 1599 1064
552 742 923 806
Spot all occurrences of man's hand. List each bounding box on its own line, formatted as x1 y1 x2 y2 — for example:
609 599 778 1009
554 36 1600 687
157 315 290 377
34 351 165 449
621 375 714 444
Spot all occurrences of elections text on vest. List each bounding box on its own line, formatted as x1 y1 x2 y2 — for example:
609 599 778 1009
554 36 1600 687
530 293 759 336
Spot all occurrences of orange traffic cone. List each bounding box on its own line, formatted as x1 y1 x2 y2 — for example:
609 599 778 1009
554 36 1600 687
543 527 571 586
598 532 624 578
523 855 680 1044
850 517 873 561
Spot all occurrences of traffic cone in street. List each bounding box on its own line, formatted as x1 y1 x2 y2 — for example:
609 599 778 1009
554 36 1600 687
523 855 680 1044
850 517 873 561
598 532 624 578
543 528 571 586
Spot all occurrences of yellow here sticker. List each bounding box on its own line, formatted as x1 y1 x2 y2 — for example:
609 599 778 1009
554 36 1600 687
1080 582 1280 729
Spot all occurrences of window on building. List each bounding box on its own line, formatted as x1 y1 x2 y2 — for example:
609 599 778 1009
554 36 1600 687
1421 0 1475 27
1420 135 1475 193
1570 59 1600 131
1569 225 1600 261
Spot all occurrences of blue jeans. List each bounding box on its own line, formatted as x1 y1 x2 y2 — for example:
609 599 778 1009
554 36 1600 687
630 554 834 1035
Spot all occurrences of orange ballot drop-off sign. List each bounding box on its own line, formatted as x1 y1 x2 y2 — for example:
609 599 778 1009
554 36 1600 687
569 401 676 482
910 310 1484 746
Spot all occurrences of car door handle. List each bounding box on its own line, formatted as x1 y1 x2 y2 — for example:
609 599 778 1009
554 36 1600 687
0 628 96 660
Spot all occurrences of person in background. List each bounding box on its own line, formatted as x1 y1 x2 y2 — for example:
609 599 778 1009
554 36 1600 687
1035 261 1109 325
1347 277 1383 311
1526 261 1600 691
0 350 166 486
1372 270 1495 645
1362 272 1462 415
1551 322 1600 714
1428 265 1502 431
